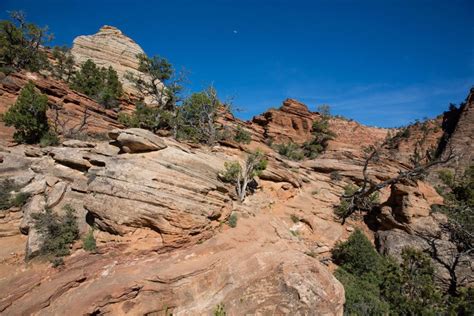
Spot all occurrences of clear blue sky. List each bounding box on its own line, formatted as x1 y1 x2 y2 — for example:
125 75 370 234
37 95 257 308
1 0 473 127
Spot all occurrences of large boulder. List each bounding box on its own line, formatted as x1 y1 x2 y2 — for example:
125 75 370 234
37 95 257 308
108 128 167 153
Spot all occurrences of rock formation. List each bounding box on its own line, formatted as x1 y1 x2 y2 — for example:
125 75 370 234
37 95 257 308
71 25 154 96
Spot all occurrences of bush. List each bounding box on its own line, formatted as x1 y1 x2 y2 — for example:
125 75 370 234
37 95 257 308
126 53 183 110
2 81 49 144
275 142 305 161
0 11 51 71
233 126 251 144
302 117 335 158
0 179 29 210
332 229 383 276
221 161 241 183
82 229 97 252
334 268 389 315
333 230 449 315
50 46 75 82
32 204 79 259
213 303 226 316
39 130 60 147
175 87 222 144
227 213 238 228
118 101 174 132
70 60 122 108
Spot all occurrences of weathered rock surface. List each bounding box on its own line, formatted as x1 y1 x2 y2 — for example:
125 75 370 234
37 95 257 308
0 71 124 143
71 25 158 96
108 128 167 153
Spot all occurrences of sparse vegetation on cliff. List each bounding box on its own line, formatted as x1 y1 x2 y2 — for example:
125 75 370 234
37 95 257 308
333 229 470 315
32 205 80 262
2 81 50 143
220 151 267 202
71 59 123 108
0 179 29 211
0 11 51 72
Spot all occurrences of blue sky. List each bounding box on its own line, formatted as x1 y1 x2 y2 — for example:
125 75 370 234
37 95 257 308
1 0 473 127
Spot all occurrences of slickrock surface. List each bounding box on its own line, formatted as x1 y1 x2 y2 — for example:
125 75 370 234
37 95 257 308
71 25 154 96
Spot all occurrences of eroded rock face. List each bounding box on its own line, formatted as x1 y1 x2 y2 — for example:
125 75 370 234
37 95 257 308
71 25 154 96
0 71 124 142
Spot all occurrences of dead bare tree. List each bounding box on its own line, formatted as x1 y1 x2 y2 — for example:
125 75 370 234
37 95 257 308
336 142 456 224
50 103 91 138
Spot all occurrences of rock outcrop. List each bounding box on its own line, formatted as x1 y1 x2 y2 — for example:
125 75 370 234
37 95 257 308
71 25 156 96
0 71 125 143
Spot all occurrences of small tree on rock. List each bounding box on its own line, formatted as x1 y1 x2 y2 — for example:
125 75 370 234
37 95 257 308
0 11 52 72
2 81 49 143
221 151 267 202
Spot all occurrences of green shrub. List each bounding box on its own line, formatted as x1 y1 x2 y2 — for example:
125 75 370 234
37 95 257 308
50 46 75 82
290 214 300 223
233 126 251 144
175 87 222 144
275 142 305 161
70 60 122 108
302 117 335 158
220 162 241 183
380 248 444 315
227 213 238 228
39 130 60 147
126 53 183 110
213 303 226 316
335 268 389 315
32 204 79 259
2 81 49 144
0 11 51 71
0 179 29 210
332 229 382 276
118 102 174 132
82 229 97 252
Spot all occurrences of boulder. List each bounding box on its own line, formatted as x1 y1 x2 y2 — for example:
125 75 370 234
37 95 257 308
108 128 167 153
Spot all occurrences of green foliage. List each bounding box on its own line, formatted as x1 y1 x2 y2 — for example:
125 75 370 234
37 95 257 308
334 268 389 315
227 213 238 228
39 130 60 147
0 11 51 71
380 248 444 315
275 142 305 161
0 178 29 210
333 230 464 315
32 205 80 259
70 60 122 108
213 303 226 316
332 229 383 276
82 229 97 252
303 117 335 158
221 161 241 183
2 81 49 143
126 53 183 111
233 125 251 144
175 87 222 144
50 46 75 82
118 101 174 132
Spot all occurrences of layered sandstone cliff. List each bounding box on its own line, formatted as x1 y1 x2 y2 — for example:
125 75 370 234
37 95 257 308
71 25 152 96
